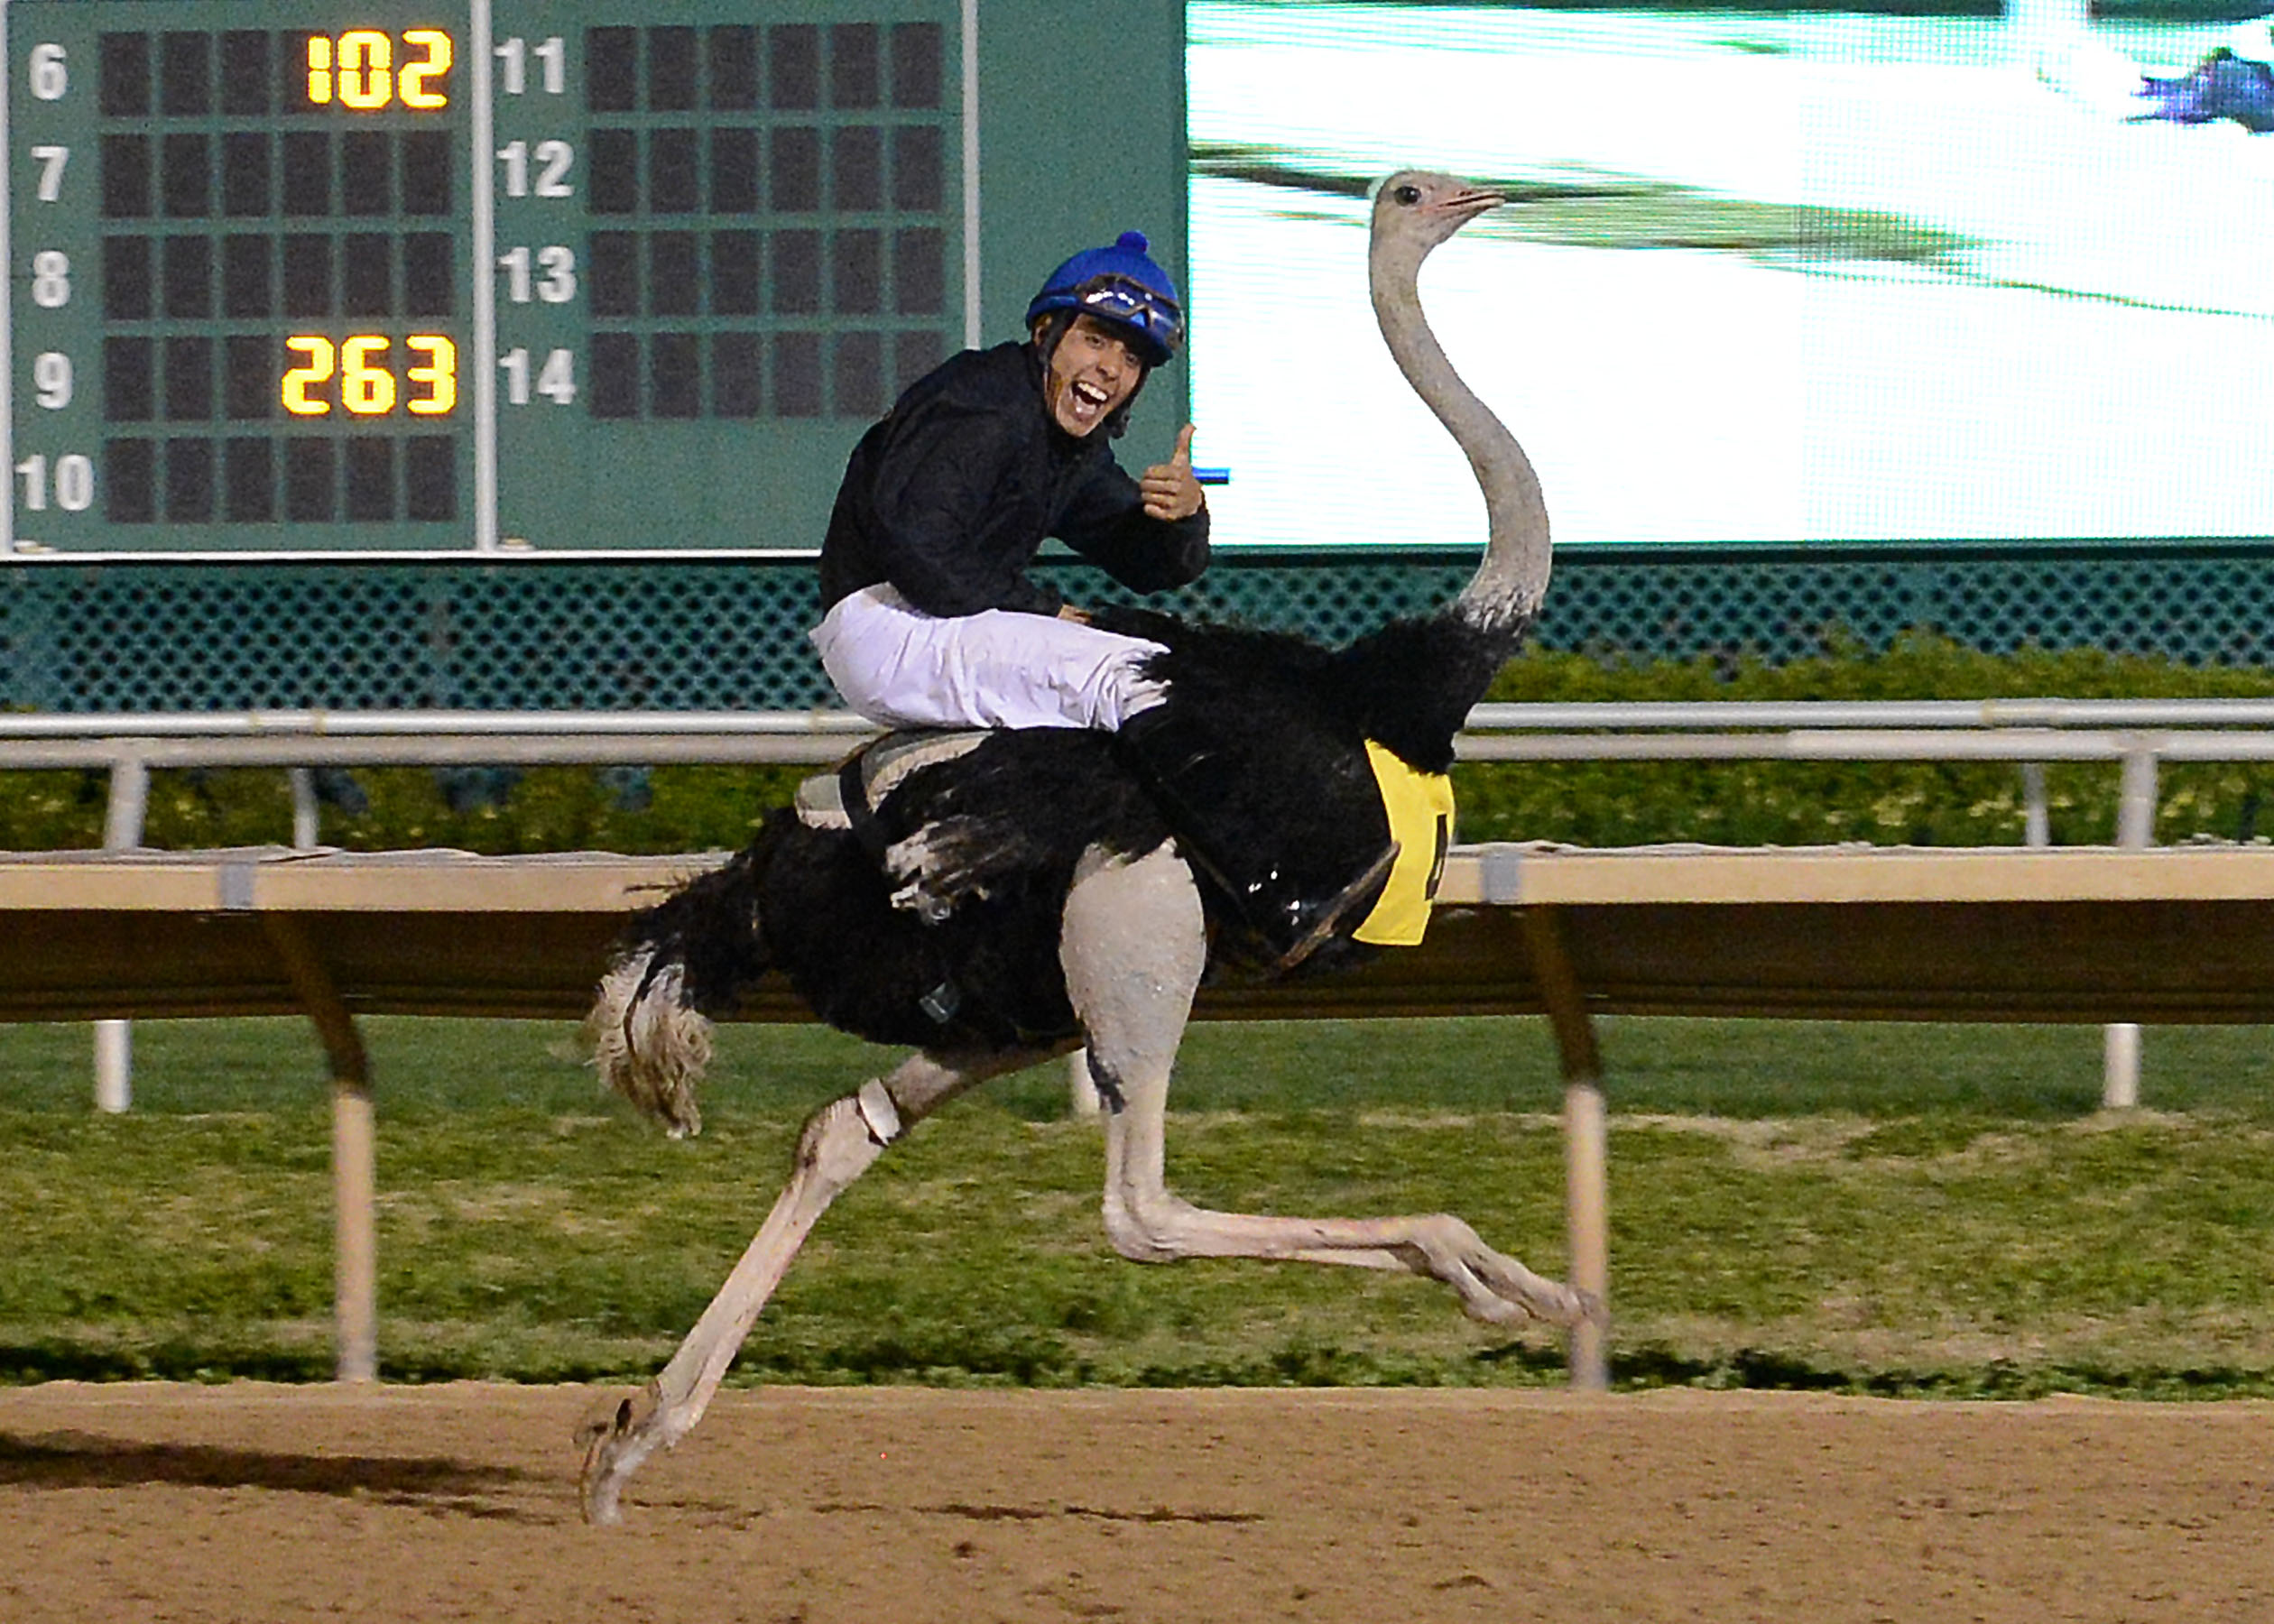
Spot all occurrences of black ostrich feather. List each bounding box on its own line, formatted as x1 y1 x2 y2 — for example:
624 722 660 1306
621 827 776 1018
1102 603 1521 777
627 732 1169 1050
1327 613 1521 775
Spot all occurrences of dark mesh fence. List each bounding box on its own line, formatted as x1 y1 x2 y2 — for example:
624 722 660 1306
6 543 2271 712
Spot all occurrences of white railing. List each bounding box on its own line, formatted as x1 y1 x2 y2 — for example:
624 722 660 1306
5 697 2264 860
10 697 2274 814
10 699 2271 1112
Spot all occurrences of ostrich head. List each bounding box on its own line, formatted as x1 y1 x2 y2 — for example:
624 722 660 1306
1369 170 1503 267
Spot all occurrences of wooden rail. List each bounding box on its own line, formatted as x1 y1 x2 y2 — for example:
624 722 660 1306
10 841 2274 1387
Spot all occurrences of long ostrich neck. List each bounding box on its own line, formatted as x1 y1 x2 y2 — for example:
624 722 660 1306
1371 235 1550 637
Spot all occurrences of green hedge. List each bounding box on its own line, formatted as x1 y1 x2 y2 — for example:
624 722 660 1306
1456 634 2274 848
9 635 2274 854
0 761 812 855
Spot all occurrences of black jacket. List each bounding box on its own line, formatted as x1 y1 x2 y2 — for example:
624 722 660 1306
818 342 1210 618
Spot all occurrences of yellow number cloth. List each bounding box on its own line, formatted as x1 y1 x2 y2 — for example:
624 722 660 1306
1353 740 1454 946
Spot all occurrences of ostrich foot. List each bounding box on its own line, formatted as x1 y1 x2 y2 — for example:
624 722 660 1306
577 1381 669 1527
1414 1220 1605 1330
1456 1274 1607 1331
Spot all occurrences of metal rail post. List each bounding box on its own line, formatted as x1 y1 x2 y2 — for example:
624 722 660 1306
1517 908 1610 1391
289 768 319 850
2103 744 2159 1111
2020 762 2049 848
93 753 150 1113
1563 1076 1610 1389
260 912 378 1383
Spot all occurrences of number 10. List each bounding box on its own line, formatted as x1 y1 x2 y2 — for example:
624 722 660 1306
15 454 94 512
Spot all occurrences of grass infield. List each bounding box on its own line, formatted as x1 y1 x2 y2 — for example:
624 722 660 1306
1 1014 2270 1396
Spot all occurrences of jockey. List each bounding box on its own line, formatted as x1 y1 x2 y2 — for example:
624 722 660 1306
811 230 1208 733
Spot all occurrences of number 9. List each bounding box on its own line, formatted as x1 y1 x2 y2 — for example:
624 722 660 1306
32 352 71 409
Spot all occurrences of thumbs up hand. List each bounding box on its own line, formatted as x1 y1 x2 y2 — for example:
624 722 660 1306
1139 423 1205 521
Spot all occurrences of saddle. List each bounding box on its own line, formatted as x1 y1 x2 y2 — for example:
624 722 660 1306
792 729 989 837
793 729 1003 927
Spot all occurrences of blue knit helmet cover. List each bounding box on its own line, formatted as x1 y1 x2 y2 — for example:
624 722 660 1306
1024 230 1183 365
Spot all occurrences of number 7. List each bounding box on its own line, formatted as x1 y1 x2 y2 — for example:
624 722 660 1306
31 146 67 203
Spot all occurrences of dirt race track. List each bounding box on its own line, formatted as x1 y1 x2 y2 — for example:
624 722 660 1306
3 1383 2271 1623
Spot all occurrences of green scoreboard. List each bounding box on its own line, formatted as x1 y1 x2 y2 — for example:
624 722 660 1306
2 0 1188 558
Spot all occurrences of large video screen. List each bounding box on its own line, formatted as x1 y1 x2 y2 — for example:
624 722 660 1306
1187 2 2274 549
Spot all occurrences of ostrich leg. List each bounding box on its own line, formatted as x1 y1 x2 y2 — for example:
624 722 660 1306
577 1044 1045 1525
1064 844 1598 1330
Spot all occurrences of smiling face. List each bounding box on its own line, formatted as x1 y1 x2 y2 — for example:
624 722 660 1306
1036 314 1145 437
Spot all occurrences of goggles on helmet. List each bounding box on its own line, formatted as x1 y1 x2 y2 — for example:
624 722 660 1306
1066 274 1182 362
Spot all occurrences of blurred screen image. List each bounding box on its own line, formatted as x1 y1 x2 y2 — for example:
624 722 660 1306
1187 2 2274 549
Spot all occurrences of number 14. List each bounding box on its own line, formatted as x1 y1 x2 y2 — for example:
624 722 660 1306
499 347 577 405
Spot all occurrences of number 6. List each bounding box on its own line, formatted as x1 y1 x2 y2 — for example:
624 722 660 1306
29 43 67 101
340 336 395 414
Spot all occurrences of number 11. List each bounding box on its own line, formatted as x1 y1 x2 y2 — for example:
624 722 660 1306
495 35 565 95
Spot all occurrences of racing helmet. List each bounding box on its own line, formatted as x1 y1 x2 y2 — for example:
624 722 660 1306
1024 230 1184 367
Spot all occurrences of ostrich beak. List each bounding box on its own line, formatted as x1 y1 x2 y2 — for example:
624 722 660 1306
1434 186 1504 221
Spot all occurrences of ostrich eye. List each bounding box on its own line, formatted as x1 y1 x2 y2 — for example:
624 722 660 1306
1393 184 1421 206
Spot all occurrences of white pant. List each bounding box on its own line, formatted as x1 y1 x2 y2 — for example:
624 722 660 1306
811 585 1169 732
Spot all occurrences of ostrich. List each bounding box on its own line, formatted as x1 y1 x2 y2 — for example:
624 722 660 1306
576 171 1595 1525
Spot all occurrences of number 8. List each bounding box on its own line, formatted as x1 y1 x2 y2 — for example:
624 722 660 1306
30 251 69 309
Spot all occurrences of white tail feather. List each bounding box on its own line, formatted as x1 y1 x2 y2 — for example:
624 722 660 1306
586 950 714 1138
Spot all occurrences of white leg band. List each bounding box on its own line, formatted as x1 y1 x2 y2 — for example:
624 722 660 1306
855 1078 903 1146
